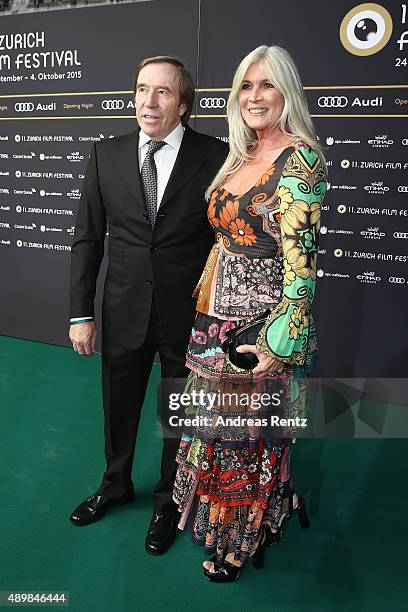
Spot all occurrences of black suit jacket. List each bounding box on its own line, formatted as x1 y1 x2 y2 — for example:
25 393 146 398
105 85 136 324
70 125 228 355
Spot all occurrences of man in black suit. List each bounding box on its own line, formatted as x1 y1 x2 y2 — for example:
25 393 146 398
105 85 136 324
68 56 228 554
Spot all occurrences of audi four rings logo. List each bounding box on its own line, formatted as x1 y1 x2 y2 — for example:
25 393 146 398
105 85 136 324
200 98 226 109
102 100 125 110
394 232 408 239
398 186 408 192
389 277 405 284
317 96 348 108
402 139 408 145
14 102 34 112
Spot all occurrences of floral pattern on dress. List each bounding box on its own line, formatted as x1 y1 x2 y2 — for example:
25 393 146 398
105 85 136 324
255 147 326 365
173 142 326 567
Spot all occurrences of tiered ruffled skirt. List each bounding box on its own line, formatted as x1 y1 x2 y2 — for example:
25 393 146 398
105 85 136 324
173 310 298 565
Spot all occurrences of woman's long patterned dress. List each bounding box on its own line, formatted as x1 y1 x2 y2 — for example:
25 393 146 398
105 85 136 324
172 142 327 566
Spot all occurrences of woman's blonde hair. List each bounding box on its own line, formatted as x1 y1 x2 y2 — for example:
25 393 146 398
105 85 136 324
205 45 325 200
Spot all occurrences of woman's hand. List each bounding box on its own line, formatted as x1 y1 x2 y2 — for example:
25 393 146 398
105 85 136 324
236 344 284 376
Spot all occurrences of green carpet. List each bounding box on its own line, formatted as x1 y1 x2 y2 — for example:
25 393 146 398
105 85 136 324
0 335 406 611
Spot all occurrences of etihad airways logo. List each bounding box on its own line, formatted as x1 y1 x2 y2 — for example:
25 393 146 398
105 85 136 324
360 227 385 239
67 152 84 163
357 271 381 284
364 181 389 194
368 134 394 147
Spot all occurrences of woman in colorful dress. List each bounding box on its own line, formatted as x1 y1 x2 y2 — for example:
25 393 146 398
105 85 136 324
172 45 327 582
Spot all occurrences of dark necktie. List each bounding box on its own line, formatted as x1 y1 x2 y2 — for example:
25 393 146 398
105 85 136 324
141 139 166 226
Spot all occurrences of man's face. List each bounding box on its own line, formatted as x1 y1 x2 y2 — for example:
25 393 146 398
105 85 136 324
135 62 187 140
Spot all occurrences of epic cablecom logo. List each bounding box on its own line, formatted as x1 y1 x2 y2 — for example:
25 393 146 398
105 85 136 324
340 3 393 56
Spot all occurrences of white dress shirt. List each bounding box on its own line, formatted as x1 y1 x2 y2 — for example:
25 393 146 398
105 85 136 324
138 122 185 208
70 122 185 324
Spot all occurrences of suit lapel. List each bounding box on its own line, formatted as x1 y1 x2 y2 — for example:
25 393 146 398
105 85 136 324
159 126 206 210
114 129 145 207
113 126 207 213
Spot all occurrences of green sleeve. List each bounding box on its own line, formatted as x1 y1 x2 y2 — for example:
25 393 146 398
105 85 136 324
255 147 327 365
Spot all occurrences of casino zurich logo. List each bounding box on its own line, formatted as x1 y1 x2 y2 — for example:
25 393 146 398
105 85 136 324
15 102 34 112
200 98 226 109
101 100 125 110
318 97 348 108
340 3 393 57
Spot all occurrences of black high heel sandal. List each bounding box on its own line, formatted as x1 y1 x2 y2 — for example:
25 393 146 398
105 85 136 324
251 526 268 570
267 495 311 545
203 555 241 583
203 527 268 582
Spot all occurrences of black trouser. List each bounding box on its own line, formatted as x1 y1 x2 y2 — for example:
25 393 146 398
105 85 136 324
99 296 188 512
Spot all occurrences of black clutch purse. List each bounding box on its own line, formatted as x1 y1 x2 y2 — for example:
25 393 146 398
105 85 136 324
221 310 271 370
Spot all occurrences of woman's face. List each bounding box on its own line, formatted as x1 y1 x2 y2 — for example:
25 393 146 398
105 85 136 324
238 61 285 133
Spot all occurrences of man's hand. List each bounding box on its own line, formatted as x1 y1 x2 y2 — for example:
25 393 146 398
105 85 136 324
69 322 97 356
236 344 284 376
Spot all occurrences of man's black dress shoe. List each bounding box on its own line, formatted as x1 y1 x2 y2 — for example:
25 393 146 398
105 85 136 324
145 508 179 555
70 487 135 526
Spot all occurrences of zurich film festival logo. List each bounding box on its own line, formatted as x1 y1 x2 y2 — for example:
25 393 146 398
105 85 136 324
340 3 393 56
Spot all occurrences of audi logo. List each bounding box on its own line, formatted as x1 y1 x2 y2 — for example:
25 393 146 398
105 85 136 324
317 96 348 108
14 102 34 112
101 100 125 110
402 139 408 146
200 97 226 109
394 232 408 239
389 277 405 284
398 186 408 192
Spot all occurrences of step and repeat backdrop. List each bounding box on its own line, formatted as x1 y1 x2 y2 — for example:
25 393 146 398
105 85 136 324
0 0 406 376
